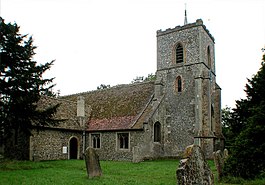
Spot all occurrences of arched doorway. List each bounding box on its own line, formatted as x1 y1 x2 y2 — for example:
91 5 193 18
69 137 78 159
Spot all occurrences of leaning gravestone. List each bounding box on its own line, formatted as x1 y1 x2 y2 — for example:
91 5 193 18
84 147 102 178
176 145 214 185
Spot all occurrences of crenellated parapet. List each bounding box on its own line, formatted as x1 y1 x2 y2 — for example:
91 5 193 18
157 19 215 42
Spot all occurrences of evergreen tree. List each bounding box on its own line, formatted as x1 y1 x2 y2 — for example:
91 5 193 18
0 17 60 149
221 106 234 147
224 54 265 179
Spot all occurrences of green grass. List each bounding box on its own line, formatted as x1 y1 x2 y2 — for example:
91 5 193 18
0 159 264 185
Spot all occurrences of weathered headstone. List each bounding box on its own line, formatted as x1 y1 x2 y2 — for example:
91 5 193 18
132 146 143 163
84 147 102 178
213 150 223 181
223 148 228 160
176 145 214 185
213 149 228 181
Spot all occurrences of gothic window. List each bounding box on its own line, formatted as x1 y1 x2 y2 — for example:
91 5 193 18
117 133 129 149
175 76 182 92
207 46 211 68
91 133 101 148
154 122 161 142
176 43 184 63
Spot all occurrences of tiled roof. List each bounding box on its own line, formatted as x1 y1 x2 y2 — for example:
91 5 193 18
89 116 136 131
37 96 81 130
61 81 155 131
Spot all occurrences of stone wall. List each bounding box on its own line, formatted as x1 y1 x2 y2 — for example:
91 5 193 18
30 128 84 161
156 21 198 156
29 128 151 162
156 19 221 159
88 130 147 161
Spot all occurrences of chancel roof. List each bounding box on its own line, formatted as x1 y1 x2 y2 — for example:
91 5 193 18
60 81 155 131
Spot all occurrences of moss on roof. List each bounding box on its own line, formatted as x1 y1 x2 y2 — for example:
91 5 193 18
60 81 155 120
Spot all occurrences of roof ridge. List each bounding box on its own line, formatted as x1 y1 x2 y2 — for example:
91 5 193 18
60 81 155 98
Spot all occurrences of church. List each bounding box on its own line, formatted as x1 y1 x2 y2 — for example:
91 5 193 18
5 19 224 161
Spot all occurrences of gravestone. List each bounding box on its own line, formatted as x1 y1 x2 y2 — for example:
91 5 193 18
132 146 143 163
213 149 228 181
176 145 214 185
223 148 228 160
84 147 102 178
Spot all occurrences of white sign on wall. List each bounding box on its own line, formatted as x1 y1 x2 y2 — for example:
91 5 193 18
62 146 68 154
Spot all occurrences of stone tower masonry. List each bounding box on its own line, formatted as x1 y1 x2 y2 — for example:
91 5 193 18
155 19 224 158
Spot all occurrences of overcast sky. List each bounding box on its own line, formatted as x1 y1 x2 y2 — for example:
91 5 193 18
1 0 265 108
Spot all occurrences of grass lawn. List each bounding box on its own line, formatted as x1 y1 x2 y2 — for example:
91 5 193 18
0 159 264 185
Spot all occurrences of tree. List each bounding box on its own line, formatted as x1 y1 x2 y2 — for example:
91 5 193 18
97 84 110 90
131 73 156 84
131 76 144 83
0 17 60 152
223 54 265 179
144 73 156 82
221 106 233 147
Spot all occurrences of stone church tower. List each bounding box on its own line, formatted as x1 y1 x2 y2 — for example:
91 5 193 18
154 19 224 158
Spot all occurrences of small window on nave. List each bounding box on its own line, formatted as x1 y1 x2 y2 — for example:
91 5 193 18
176 43 184 63
91 133 101 149
117 133 129 149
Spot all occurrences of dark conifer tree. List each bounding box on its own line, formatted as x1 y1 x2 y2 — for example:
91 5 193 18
223 54 265 179
0 17 60 150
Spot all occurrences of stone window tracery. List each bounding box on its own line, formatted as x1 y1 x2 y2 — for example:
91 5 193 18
91 133 101 148
117 133 129 149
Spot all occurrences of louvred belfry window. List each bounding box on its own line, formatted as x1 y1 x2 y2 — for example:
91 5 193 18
176 43 184 63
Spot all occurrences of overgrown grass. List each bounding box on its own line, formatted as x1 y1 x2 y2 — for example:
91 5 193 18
0 159 264 185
